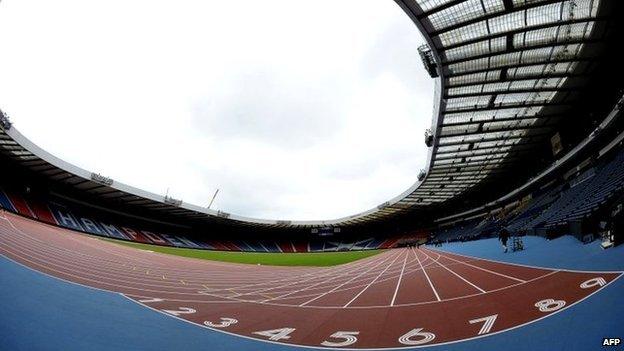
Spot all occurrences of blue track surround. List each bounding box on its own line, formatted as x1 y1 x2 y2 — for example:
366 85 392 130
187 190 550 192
1 236 622 351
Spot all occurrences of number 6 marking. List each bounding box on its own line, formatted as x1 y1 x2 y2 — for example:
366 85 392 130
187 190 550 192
469 314 498 335
535 299 566 312
580 277 606 289
398 328 436 345
161 307 196 316
204 317 238 328
321 331 359 347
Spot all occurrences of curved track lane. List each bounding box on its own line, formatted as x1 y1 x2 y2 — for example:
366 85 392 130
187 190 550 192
0 211 620 349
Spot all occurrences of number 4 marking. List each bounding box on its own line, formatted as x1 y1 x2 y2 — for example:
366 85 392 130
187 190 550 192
253 327 296 341
469 314 498 335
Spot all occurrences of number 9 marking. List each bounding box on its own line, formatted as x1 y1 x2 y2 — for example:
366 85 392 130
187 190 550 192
580 277 606 289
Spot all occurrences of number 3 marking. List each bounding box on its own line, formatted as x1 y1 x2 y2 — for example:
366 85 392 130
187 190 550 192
321 331 359 347
535 299 566 312
580 277 606 289
469 314 498 335
398 328 436 345
204 317 238 328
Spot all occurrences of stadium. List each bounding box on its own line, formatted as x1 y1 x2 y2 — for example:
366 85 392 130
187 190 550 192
1 0 624 350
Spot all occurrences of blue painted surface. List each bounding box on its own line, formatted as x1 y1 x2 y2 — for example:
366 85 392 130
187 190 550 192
1 236 622 351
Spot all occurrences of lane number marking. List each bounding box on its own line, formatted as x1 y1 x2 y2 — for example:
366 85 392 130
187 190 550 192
321 331 359 347
138 297 163 303
535 299 566 312
580 277 606 289
253 327 296 341
162 307 196 316
204 317 238 328
398 328 436 345
469 314 498 335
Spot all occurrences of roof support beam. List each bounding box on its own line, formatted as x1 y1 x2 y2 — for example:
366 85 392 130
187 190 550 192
430 0 576 37
439 17 607 51
445 101 569 114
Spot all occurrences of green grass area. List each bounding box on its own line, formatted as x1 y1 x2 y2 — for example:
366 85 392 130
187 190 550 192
101 238 382 266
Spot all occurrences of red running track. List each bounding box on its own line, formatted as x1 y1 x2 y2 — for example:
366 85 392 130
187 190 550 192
0 210 620 349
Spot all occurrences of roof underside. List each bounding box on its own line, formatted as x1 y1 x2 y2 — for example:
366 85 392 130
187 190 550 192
0 0 617 228
346 0 611 224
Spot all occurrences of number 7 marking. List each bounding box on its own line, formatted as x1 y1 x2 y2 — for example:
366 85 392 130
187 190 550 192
469 314 498 335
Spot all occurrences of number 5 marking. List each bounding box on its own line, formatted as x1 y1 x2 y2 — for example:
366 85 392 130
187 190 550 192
204 317 238 328
321 331 359 347
469 314 498 335
161 307 196 316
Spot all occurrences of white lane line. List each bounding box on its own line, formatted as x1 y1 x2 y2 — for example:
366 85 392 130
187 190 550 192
343 248 406 308
298 249 401 307
0 215 388 292
390 248 410 306
261 250 396 302
232 250 394 298
427 249 526 283
421 249 486 293
413 247 441 301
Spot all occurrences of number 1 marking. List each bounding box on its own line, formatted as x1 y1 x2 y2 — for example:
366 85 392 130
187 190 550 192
469 314 498 335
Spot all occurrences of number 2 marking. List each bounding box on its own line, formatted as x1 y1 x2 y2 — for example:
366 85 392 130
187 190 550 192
138 297 163 303
161 307 196 316
204 317 238 328
321 331 359 347
469 314 498 335
580 277 606 289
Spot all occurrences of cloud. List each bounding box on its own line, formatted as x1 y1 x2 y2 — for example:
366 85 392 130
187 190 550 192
0 0 434 221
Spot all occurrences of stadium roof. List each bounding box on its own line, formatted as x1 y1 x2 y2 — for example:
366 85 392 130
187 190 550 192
0 0 618 228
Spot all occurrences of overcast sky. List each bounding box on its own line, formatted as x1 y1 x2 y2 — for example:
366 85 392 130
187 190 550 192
0 0 433 221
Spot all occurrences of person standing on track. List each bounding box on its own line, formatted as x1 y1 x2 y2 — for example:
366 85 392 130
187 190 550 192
499 227 511 253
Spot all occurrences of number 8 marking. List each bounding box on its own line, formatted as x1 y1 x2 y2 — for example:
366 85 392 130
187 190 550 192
535 299 566 312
